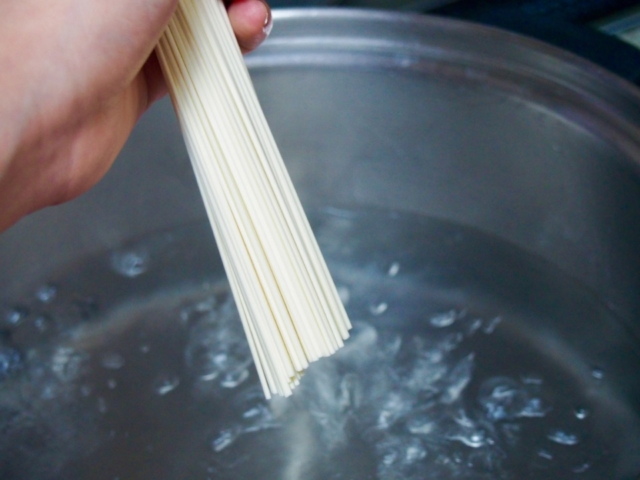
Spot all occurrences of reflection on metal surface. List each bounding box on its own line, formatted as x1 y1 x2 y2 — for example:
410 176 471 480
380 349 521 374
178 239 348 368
597 5 640 49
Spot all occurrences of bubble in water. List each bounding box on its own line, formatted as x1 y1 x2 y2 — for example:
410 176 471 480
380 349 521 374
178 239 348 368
388 262 400 277
80 385 92 397
212 427 241 452
322 206 358 219
444 409 495 451
107 379 117 389
547 429 579 446
110 248 149 278
154 374 180 395
41 382 58 400
34 314 54 333
72 296 99 321
4 306 28 326
333 322 379 368
0 343 23 381
241 404 279 434
97 397 108 414
35 284 58 303
481 383 517 421
402 356 447 393
537 449 553 460
378 333 402 360
449 429 487 449
377 435 427 469
406 414 435 435
338 372 362 411
377 392 413 430
521 374 543 385
185 300 252 391
51 347 86 382
482 316 502 334
591 367 604 380
572 462 590 473
405 438 427 462
439 332 464 352
440 353 474 404
498 423 521 449
200 371 219 382
243 405 265 419
101 353 125 370
139 344 150 354
194 298 216 313
429 310 457 328
369 302 388 316
574 407 589 420
453 409 475 429
337 286 350 306
464 447 507 476
221 369 250 389
466 318 483 336
478 376 546 421
519 398 547 418
198 303 567 480
214 352 239 372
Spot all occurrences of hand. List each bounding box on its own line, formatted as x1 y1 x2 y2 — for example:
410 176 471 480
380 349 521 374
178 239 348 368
0 0 271 232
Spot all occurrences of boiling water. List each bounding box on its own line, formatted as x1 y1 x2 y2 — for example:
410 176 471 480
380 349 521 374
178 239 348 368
1 209 639 480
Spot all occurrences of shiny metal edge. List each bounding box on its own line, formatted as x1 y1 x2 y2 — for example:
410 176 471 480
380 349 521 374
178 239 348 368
257 8 640 108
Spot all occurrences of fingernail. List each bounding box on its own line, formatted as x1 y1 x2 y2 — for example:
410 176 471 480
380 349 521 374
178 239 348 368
263 4 273 36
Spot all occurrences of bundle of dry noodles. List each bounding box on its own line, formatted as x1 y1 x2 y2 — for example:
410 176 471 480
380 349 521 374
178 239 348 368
156 0 351 398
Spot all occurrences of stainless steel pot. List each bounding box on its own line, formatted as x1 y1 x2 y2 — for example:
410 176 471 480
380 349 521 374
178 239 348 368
0 9 639 479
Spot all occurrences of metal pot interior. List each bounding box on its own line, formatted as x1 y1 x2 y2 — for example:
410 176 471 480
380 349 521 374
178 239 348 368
0 9 639 480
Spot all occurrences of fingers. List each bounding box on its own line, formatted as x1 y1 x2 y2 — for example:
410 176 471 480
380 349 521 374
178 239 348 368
143 52 170 107
227 0 272 54
143 0 271 109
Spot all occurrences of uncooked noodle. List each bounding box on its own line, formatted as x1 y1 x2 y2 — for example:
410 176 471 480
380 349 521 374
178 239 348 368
156 0 351 398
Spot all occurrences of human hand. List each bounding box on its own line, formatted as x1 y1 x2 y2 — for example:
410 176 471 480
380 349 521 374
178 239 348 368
0 0 271 232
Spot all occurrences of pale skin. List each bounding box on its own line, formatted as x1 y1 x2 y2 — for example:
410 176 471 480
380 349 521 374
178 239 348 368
0 0 271 232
